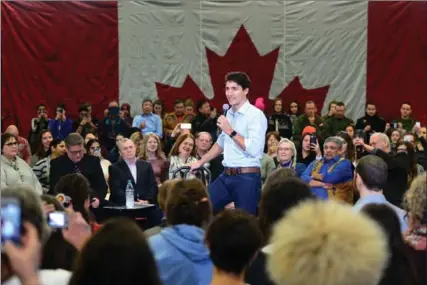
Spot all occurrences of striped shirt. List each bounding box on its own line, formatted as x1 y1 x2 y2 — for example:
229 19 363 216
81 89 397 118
32 156 51 193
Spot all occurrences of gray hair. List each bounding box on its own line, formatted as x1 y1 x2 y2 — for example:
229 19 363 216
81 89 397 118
1 184 50 243
371 133 390 147
64 132 84 148
196 132 212 141
118 138 134 151
324 136 344 149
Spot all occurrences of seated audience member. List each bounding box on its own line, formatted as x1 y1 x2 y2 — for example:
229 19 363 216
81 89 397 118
33 139 66 193
109 133 125 163
86 139 111 197
362 204 419 285
261 153 275 183
144 179 179 237
267 98 293 139
30 129 53 167
397 141 424 182
139 133 169 185
50 133 107 207
355 132 409 207
403 174 427 285
192 99 218 141
296 132 322 166
322 102 354 138
129 131 144 159
1 185 71 285
344 124 355 138
68 218 162 285
109 138 158 205
265 131 280 160
246 174 313 285
40 194 78 271
267 200 388 285
276 138 307 177
388 128 402 153
396 102 416 132
5 125 31 164
355 102 386 136
54 173 99 231
29 104 50 154
153 99 165 119
207 210 263 285
1 133 43 194
301 136 353 200
195 132 224 182
48 104 73 140
163 99 186 137
168 133 198 179
119 103 133 128
353 155 408 232
414 125 427 169
132 99 163 138
73 103 98 138
336 131 356 164
292 100 324 143
98 101 129 151
288 100 301 124
149 179 213 285
83 132 97 145
323 100 338 121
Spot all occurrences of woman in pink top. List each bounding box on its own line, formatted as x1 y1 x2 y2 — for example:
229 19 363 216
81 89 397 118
140 133 169 185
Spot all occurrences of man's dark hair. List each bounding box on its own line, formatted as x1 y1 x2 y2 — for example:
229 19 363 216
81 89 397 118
206 209 262 275
78 104 89 113
142 99 153 105
401 102 412 107
335 101 345 107
328 100 339 110
64 133 84 148
259 175 313 243
56 103 65 110
355 155 388 191
225 72 251 90
196 99 209 111
174 99 184 106
36 104 46 110
366 102 376 108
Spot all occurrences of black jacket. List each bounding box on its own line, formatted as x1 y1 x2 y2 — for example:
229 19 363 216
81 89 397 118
192 114 218 141
108 159 158 205
50 155 108 201
267 113 293 139
373 149 409 207
355 115 386 133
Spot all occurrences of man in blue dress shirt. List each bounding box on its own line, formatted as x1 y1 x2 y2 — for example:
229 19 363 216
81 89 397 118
132 99 163 138
191 72 267 214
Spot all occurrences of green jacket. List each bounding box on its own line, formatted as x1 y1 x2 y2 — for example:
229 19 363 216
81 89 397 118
396 117 416 132
322 116 354 138
293 114 324 141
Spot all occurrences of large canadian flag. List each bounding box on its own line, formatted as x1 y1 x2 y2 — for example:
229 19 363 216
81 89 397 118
1 1 426 136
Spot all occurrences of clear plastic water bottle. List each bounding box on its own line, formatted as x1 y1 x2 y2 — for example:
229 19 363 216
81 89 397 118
125 180 134 208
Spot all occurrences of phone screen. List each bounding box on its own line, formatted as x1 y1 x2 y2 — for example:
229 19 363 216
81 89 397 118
1 198 21 248
415 122 421 128
48 211 68 229
310 135 317 145
181 123 192 130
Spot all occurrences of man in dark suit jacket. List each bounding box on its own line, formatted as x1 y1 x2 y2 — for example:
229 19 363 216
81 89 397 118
50 133 108 207
108 138 158 205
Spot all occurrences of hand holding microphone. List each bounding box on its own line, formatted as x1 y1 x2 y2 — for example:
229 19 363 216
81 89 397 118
217 104 232 134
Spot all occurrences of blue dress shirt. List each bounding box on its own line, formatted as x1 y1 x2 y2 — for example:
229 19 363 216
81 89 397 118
216 100 267 168
132 113 162 138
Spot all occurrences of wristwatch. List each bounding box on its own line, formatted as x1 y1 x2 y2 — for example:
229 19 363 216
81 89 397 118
229 130 237 138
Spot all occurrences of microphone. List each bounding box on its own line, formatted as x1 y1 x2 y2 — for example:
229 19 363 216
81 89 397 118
222 104 230 116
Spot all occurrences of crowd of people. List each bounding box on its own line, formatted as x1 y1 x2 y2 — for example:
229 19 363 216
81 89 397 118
1 71 426 285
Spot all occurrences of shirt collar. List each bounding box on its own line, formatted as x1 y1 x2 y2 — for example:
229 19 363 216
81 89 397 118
229 100 250 115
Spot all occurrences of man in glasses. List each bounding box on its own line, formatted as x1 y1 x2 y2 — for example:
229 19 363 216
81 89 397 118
50 133 107 209
29 104 50 153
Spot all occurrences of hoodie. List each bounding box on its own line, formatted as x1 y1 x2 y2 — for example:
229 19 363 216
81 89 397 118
148 224 213 285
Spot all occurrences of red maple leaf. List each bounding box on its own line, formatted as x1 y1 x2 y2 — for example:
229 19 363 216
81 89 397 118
156 75 206 112
278 77 330 113
156 25 329 114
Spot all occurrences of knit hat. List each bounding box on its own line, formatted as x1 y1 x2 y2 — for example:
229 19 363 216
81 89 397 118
302 126 317 135
254 97 265 111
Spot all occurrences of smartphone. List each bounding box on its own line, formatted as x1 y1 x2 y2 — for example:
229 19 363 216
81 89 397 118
415 122 421 128
1 198 21 249
310 135 317 146
181 123 192 130
403 135 412 143
47 211 68 229
393 122 398 129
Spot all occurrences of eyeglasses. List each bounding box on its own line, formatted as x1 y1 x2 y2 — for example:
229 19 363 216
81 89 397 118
5 142 18 147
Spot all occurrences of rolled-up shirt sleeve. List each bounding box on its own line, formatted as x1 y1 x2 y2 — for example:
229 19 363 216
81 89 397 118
243 111 267 157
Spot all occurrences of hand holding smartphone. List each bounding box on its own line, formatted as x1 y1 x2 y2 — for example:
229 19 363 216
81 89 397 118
1 198 21 250
47 211 68 229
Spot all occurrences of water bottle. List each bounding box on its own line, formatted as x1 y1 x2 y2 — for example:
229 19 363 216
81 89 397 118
125 180 134 208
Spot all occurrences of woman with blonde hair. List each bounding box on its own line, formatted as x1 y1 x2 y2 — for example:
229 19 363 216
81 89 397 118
130 131 143 157
276 138 307 177
140 133 169 185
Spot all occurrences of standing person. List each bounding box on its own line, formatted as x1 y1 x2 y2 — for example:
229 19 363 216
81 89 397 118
48 104 73 141
190 72 267 214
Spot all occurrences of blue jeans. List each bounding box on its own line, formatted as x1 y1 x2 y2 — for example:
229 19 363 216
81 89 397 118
208 173 262 214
